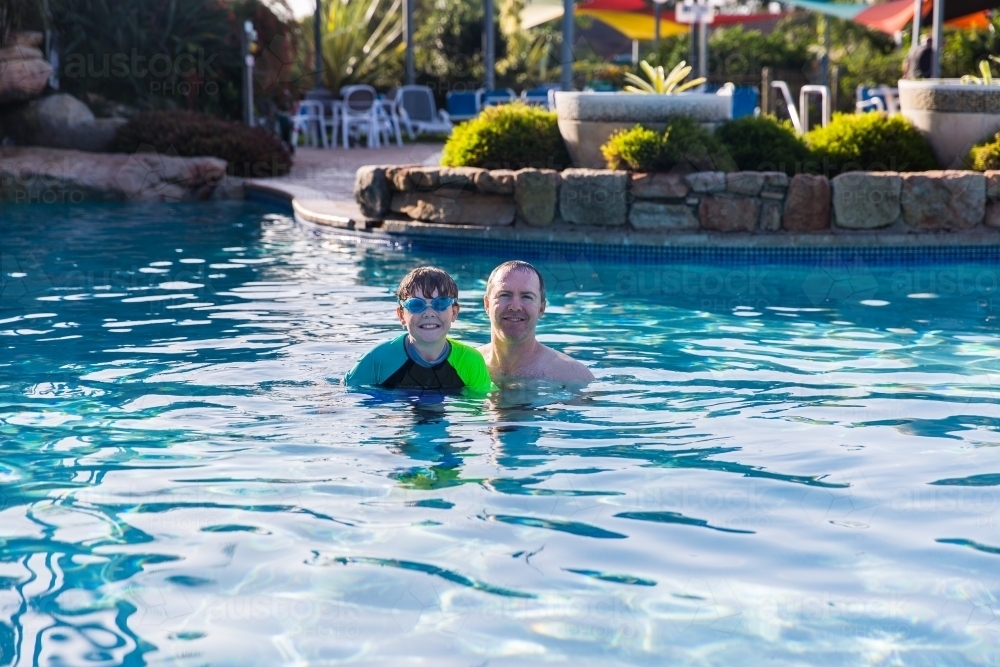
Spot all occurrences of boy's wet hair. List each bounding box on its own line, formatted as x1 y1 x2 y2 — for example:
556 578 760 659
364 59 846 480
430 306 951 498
395 266 459 301
486 260 546 304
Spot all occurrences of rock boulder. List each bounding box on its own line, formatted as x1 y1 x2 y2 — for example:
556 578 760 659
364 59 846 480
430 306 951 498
0 35 51 107
831 172 902 229
629 201 699 231
0 146 227 202
630 172 688 199
900 170 985 230
559 168 628 226
514 169 558 226
391 189 515 226
355 165 391 217
699 194 759 232
782 174 830 232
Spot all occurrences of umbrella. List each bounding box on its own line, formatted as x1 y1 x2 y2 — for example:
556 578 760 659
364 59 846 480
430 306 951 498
783 0 992 33
521 0 789 40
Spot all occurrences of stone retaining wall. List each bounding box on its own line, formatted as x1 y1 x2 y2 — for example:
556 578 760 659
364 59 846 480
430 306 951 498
355 165 1000 233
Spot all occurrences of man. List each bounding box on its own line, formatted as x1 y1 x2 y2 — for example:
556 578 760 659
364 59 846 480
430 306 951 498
904 35 933 79
478 260 595 384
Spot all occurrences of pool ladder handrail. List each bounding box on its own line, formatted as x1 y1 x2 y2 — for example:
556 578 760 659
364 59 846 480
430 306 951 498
770 81 830 135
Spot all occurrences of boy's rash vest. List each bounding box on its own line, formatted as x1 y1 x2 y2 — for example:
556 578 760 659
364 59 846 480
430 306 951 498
344 334 493 392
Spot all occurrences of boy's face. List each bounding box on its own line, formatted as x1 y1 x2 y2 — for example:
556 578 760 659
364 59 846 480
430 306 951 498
396 287 460 347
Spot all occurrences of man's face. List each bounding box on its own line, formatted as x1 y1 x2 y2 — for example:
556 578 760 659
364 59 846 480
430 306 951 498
396 287 459 346
484 268 545 343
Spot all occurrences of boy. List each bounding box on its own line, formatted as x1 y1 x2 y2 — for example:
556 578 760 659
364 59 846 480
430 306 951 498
344 266 493 393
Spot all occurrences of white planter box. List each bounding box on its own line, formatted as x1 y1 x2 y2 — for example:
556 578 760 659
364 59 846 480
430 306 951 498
898 79 1000 168
553 91 732 169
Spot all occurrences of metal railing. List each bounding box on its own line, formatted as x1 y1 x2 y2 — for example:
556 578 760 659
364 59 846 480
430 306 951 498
770 81 830 135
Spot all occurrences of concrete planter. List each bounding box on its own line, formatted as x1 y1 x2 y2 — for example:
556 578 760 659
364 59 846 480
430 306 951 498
552 91 732 169
898 79 1000 168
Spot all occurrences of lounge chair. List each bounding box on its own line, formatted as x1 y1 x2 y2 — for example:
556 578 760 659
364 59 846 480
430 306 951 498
395 85 454 139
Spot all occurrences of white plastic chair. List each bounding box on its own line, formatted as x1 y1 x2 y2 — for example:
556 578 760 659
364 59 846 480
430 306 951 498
340 85 379 149
289 100 328 148
395 85 453 139
375 99 404 147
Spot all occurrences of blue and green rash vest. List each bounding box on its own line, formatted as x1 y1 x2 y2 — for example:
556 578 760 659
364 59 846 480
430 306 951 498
344 334 493 393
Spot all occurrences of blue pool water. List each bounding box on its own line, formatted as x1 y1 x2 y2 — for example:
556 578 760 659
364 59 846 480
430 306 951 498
2 201 1000 666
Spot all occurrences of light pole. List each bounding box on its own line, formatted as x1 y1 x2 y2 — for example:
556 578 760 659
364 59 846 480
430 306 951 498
485 0 495 90
931 0 942 78
242 20 258 125
561 0 574 90
314 0 323 89
404 0 415 85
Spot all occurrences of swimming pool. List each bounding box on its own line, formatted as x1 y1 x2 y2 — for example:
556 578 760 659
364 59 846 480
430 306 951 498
2 201 1000 665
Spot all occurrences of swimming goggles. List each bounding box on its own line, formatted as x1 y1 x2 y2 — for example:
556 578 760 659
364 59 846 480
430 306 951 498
399 296 456 313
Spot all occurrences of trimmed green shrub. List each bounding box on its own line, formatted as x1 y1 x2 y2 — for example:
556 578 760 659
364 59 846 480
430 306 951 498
805 112 937 174
967 132 1000 171
110 111 292 177
716 115 810 175
441 102 571 170
601 116 728 172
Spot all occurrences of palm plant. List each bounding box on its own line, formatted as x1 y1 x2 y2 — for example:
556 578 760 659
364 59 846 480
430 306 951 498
961 56 1000 84
623 59 706 94
321 0 402 93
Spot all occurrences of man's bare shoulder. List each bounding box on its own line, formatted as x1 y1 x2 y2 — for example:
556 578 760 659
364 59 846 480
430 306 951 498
538 344 595 382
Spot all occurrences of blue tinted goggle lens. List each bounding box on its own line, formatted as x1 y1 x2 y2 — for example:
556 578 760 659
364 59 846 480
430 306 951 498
400 296 455 313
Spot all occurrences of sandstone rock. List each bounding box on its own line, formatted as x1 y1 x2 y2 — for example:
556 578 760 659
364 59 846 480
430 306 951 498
685 171 726 194
474 169 516 194
391 189 515 226
831 171 901 229
629 201 699 231
782 174 830 232
759 200 782 231
355 165 390 217
726 171 765 196
385 165 419 191
762 171 790 190
438 166 483 188
986 170 1000 202
699 194 759 232
559 168 628 226
386 166 450 191
514 168 558 226
760 190 785 200
986 201 1000 228
630 172 688 199
900 171 985 230
9 32 43 48
0 43 52 106
0 146 226 203
2 93 125 151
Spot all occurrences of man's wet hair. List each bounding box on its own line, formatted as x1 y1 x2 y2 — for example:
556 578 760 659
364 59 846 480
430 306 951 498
395 266 459 301
486 260 546 304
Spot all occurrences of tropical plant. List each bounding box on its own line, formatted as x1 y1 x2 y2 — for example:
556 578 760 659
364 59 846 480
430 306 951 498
961 56 1000 84
623 59 705 94
322 0 402 93
441 102 570 170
